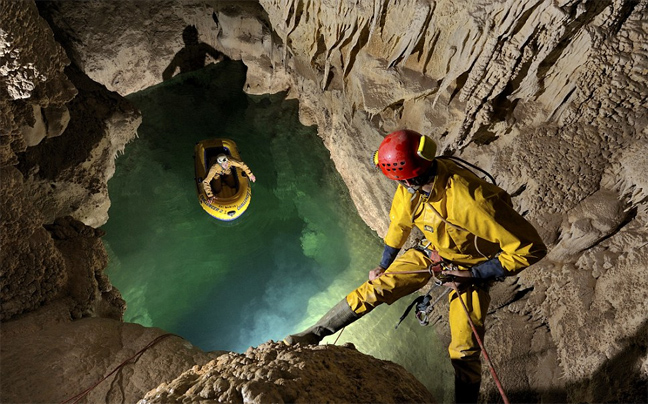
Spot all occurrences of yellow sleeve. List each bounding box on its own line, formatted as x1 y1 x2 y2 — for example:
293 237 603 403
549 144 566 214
384 186 416 249
202 165 219 198
231 159 253 177
451 183 546 274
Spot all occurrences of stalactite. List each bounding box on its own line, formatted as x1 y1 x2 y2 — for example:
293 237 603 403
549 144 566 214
386 1 431 68
368 0 384 41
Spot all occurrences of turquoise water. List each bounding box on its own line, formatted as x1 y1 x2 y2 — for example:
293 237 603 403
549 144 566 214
102 61 453 401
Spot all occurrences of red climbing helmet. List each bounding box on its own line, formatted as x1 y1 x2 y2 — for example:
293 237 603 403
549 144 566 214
373 130 436 180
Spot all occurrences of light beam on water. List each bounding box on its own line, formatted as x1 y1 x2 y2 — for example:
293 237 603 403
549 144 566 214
103 61 453 400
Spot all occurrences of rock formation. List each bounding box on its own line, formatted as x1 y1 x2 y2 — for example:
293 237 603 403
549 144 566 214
1 0 647 403
139 342 434 404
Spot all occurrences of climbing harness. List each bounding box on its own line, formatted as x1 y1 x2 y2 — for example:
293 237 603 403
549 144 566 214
379 150 509 400
392 262 457 329
391 240 461 329
392 271 512 404
395 284 450 329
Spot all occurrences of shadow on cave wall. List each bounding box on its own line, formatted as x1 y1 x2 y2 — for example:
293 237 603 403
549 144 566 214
161 24 229 82
485 319 648 403
564 318 648 403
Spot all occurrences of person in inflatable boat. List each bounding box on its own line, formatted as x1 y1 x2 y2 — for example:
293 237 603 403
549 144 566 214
202 153 255 201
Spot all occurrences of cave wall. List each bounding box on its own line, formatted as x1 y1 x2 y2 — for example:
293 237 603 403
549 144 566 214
0 0 137 322
0 2 222 403
258 1 648 401
2 0 647 402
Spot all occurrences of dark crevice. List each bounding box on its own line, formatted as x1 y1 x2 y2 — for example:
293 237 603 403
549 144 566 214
378 0 389 36
323 67 335 91
411 29 427 64
17 63 113 181
490 286 534 314
292 1 305 31
489 24 542 124
411 4 436 66
311 34 327 71
611 0 640 34
581 206 638 253
342 22 371 78
449 70 470 104
471 127 499 145
508 1 543 39
491 85 519 121
502 23 542 103
547 86 577 122
388 6 433 68
422 30 440 76
510 184 527 198
536 0 613 95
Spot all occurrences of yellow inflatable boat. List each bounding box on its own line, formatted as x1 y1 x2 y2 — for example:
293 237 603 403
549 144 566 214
194 138 251 221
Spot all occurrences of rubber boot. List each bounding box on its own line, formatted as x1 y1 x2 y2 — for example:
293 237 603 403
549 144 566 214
283 299 359 345
455 377 480 404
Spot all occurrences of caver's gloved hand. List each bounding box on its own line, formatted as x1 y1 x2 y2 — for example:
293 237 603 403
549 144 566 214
440 257 506 285
469 257 506 280
368 266 385 281
369 244 401 280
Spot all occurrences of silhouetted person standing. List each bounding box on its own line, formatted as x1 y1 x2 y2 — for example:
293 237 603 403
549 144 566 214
162 25 227 81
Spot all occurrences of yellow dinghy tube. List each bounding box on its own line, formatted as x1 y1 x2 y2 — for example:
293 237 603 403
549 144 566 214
194 138 252 221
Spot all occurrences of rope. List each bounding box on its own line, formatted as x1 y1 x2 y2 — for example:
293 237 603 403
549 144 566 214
332 326 345 345
450 281 510 404
59 333 176 404
381 237 507 401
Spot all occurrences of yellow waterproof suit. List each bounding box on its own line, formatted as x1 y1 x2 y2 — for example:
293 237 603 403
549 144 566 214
346 158 546 385
202 158 254 198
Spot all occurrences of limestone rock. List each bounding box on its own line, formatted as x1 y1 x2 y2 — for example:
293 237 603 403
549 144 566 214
255 2 648 401
1 312 222 404
44 216 126 320
1 0 134 326
0 0 77 167
37 0 240 96
0 0 72 101
0 165 67 320
139 342 435 404
17 63 141 228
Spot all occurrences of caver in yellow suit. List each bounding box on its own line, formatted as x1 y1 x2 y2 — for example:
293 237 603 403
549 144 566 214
284 130 547 403
202 153 255 197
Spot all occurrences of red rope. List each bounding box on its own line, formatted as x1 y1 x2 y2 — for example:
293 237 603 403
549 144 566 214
451 281 510 404
339 264 509 402
332 326 345 345
59 333 176 404
386 265 511 402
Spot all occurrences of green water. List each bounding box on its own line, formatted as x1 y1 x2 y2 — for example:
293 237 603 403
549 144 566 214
102 61 453 401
